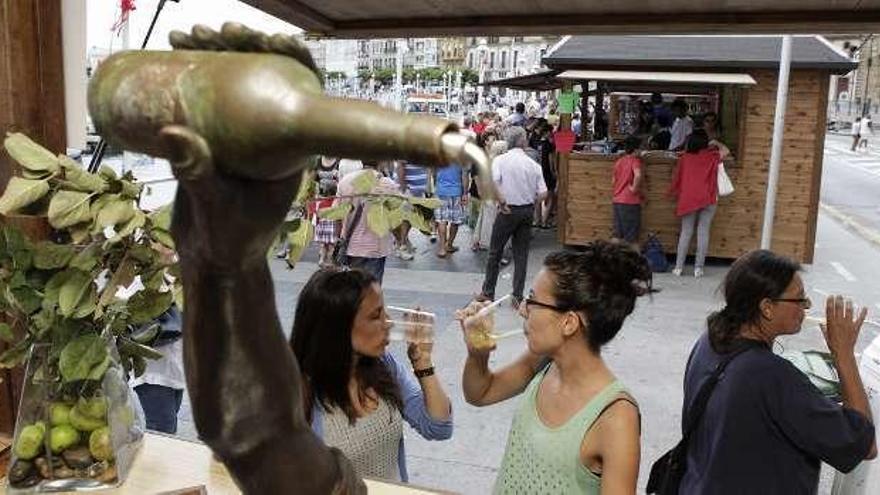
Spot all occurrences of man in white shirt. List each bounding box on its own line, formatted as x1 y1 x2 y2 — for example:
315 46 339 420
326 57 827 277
477 126 547 307
851 116 862 151
859 115 873 150
668 98 694 151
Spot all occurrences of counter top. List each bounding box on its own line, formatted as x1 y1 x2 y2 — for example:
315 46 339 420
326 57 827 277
1 433 450 494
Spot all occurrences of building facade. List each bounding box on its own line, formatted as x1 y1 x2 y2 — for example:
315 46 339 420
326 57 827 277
356 38 440 72
440 37 466 68
464 36 560 82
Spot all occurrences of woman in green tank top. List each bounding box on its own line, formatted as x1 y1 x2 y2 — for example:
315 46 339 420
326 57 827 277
459 241 652 494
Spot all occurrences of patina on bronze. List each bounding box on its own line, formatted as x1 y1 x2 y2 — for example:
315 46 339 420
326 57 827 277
87 23 489 494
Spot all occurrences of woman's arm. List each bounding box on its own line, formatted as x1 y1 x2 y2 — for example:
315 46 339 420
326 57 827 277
408 342 452 421
594 400 641 495
709 139 731 160
387 353 452 440
463 349 545 406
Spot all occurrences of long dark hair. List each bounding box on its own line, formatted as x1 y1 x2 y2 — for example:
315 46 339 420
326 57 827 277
290 268 402 423
543 241 653 352
708 250 801 353
685 129 710 153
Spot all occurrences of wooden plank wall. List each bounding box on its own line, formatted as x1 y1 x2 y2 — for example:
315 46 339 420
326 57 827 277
0 0 66 436
560 69 827 263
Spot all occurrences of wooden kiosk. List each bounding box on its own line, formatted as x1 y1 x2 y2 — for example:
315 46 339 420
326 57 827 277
490 35 855 263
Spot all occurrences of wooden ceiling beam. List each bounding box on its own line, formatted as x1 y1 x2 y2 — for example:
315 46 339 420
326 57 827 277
239 0 335 33
279 9 880 38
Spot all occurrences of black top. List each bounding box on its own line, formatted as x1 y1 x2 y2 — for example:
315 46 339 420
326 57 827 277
681 333 875 494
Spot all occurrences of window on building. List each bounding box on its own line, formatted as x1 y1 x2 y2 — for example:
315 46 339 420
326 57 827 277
469 53 474 68
488 37 499 44
514 50 519 69
490 52 495 68
514 37 524 42
501 51 507 69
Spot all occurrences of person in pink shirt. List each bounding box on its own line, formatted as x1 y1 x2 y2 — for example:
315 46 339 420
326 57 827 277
668 129 731 278
611 136 644 246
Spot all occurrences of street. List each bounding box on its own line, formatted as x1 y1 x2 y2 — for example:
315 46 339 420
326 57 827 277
149 137 880 494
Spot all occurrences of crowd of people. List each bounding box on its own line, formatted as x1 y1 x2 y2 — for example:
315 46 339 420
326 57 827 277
281 243 875 494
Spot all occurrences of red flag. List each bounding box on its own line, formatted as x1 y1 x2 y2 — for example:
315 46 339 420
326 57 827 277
111 0 137 33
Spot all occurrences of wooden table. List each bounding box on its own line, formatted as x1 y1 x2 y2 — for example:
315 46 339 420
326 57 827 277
1 433 449 494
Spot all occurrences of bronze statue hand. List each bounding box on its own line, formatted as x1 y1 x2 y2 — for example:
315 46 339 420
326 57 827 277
165 125 301 269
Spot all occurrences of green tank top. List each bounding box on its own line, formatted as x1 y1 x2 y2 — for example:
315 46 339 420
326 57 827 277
494 366 631 495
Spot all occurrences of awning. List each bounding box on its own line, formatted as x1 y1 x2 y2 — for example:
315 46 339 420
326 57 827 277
480 70 562 91
556 70 757 86
240 1 880 37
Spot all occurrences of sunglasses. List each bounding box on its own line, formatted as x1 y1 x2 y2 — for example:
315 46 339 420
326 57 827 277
771 297 812 309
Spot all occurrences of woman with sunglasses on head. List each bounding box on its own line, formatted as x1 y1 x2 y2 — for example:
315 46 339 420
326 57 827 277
678 250 876 494
460 240 652 494
290 268 452 483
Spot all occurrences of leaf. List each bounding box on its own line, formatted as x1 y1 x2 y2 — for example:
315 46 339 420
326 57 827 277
128 289 173 325
33 241 76 269
98 255 136 309
0 322 13 342
10 286 41 315
72 283 97 319
0 177 50 215
408 196 443 209
43 269 73 310
48 190 94 229
128 244 156 264
104 210 145 246
386 207 404 230
148 203 173 231
58 334 107 383
172 285 184 311
142 269 165 291
119 337 164 360
119 180 142 199
405 208 433 234
59 155 108 193
58 269 93 317
69 242 102 271
284 220 314 267
317 202 352 220
31 308 55 339
365 202 389 236
350 170 378 195
0 337 32 369
98 165 117 181
294 170 315 205
4 132 59 174
69 223 92 244
94 197 136 230
150 229 175 249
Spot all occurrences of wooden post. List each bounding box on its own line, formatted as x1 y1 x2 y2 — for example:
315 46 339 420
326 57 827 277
0 0 66 436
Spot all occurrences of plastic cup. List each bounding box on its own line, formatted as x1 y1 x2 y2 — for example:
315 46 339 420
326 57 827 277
458 295 512 350
386 306 435 344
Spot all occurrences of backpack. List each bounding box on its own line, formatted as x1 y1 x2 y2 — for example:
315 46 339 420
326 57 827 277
643 233 670 273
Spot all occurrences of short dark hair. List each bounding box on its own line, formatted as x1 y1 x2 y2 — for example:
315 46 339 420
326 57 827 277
671 98 688 113
542 242 652 352
515 102 525 113
290 268 402 423
685 129 710 153
651 92 663 104
708 250 801 353
624 136 641 154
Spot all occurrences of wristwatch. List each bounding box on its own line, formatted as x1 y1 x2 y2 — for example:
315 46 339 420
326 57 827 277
414 367 435 379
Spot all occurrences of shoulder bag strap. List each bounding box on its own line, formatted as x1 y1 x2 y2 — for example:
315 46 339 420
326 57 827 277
341 201 365 241
681 340 762 441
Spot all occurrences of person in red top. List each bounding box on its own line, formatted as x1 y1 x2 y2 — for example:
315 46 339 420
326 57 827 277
612 136 644 245
668 129 731 278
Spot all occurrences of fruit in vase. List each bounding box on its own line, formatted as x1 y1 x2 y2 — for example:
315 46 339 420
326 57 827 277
50 402 72 426
77 396 108 419
14 421 46 460
69 405 106 432
89 426 114 461
50 424 80 453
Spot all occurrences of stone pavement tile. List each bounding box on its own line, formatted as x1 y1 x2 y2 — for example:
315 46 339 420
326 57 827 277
165 210 880 494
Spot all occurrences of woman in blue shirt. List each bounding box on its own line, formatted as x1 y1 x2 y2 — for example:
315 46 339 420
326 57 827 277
290 268 453 482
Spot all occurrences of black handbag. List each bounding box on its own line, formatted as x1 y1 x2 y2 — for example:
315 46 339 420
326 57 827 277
646 341 761 494
332 202 365 267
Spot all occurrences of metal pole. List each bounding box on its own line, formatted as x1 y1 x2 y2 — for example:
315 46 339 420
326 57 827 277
760 35 793 250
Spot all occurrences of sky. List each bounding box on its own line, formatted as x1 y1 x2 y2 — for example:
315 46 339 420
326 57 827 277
87 0 302 53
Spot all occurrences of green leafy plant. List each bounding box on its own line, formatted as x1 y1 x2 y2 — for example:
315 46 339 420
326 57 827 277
277 168 440 267
0 132 180 385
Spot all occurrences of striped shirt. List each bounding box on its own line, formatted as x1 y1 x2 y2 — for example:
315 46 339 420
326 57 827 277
402 163 429 196
338 169 398 258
